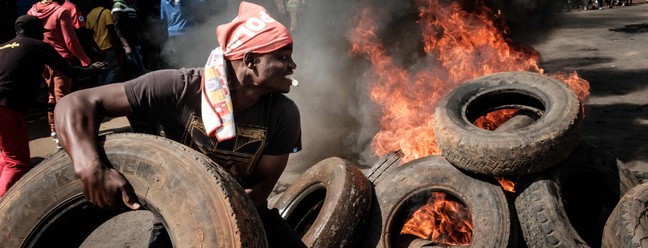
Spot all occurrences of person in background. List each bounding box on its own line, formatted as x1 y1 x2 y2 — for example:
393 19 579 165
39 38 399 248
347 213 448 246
28 0 94 149
55 2 305 246
0 15 104 197
111 0 146 78
63 0 104 90
87 0 121 85
160 0 197 68
274 0 305 32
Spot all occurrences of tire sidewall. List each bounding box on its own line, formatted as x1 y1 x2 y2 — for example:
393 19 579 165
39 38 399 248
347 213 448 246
273 157 373 248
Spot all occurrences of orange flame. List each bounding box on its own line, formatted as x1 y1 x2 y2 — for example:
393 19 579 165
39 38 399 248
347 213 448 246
474 109 519 131
349 0 590 163
495 176 516 193
401 192 473 245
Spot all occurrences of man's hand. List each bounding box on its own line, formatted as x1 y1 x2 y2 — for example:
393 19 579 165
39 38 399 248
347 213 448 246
90 61 108 71
79 166 141 210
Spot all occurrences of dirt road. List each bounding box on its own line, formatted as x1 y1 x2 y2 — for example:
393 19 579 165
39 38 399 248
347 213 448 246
528 4 648 177
23 2 648 247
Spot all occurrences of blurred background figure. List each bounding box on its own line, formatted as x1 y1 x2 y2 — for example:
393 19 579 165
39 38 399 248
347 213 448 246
86 0 121 85
160 0 201 68
274 0 305 32
111 0 146 78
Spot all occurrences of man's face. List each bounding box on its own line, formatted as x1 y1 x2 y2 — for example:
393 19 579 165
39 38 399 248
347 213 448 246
251 45 297 94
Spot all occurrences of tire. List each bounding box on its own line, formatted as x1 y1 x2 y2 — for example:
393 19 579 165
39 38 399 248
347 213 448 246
602 182 648 248
365 151 403 184
272 157 372 248
515 142 639 248
434 71 583 176
361 156 517 248
0 133 267 248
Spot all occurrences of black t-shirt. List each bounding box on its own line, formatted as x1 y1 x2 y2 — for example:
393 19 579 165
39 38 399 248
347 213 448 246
0 35 84 111
124 68 302 185
111 2 142 45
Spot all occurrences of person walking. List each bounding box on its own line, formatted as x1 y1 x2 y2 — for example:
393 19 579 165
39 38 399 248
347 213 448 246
0 15 104 197
28 0 94 148
55 2 305 246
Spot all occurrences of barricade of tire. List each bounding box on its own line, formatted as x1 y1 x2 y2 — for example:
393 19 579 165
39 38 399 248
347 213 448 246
0 133 267 247
272 157 372 248
602 182 648 248
430 71 640 247
360 156 518 248
434 71 583 177
514 142 639 247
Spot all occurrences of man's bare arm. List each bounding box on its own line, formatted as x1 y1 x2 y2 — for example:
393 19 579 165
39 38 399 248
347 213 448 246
54 83 140 210
245 154 290 208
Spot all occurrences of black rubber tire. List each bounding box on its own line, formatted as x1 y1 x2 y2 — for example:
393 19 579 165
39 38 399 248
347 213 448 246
602 182 648 248
515 142 639 248
434 71 583 176
361 156 517 248
0 133 267 248
365 151 403 184
272 157 373 248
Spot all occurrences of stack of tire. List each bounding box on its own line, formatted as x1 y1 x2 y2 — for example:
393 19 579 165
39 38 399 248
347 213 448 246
1 72 642 248
272 72 641 248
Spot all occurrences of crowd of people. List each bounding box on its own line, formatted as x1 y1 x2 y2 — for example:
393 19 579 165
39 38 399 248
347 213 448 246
1 1 308 246
562 0 635 11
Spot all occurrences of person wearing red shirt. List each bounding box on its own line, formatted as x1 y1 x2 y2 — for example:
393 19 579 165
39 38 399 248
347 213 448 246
28 0 93 148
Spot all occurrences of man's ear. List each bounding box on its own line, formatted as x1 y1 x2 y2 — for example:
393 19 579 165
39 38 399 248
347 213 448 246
243 52 256 68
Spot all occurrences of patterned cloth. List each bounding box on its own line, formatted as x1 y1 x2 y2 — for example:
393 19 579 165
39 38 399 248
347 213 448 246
201 48 235 141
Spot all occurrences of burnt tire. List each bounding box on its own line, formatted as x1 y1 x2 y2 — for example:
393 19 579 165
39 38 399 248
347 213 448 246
514 142 639 248
272 157 372 248
434 71 583 176
0 133 267 248
602 182 648 248
361 156 516 248
365 151 403 184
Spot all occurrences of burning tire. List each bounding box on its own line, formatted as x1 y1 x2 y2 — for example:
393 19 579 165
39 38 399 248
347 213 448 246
272 157 372 248
514 142 639 248
434 71 583 176
361 155 517 248
0 133 267 247
602 182 648 248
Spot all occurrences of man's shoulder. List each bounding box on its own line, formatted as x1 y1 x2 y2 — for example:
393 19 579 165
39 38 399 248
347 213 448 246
7 36 46 47
128 68 203 84
269 94 299 112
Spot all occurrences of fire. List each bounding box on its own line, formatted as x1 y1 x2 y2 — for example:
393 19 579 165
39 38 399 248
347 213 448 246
349 0 590 245
473 109 519 131
349 0 590 163
401 192 473 245
495 176 516 193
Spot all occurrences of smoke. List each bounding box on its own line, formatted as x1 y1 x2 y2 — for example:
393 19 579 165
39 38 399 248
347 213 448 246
282 0 383 170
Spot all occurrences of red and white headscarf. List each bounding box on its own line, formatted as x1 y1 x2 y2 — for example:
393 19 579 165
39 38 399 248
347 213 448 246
202 1 293 141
